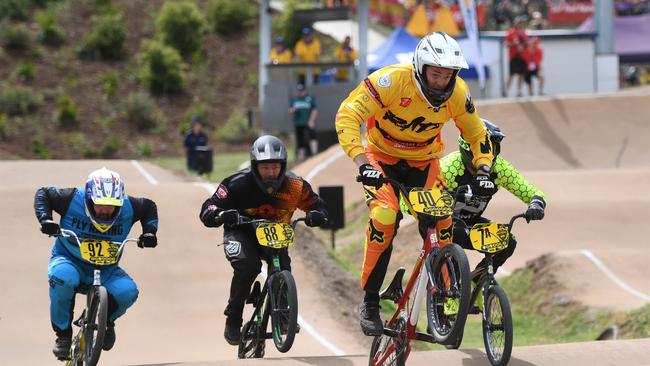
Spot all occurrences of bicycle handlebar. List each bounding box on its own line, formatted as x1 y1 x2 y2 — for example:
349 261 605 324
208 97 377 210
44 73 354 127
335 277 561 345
56 228 139 254
233 215 307 230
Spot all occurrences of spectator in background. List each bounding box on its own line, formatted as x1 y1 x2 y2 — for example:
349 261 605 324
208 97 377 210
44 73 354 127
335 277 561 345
183 116 208 172
269 36 292 64
334 36 358 82
523 37 545 96
289 84 318 161
528 11 546 30
503 17 529 97
294 27 322 85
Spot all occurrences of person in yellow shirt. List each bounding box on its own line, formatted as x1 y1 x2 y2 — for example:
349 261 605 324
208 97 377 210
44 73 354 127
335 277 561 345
336 32 494 336
294 27 322 84
269 36 292 64
334 36 358 82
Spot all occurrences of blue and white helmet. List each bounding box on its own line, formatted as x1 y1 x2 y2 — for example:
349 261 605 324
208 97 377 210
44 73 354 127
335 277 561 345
412 32 468 108
84 167 124 233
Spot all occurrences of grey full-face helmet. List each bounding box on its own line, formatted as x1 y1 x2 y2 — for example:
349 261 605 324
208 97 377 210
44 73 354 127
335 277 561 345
250 135 288 194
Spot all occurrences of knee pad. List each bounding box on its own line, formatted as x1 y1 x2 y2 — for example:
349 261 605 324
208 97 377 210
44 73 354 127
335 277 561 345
48 265 80 292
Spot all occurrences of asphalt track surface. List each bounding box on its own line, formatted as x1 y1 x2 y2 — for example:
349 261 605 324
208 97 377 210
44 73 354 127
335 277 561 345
1 89 649 365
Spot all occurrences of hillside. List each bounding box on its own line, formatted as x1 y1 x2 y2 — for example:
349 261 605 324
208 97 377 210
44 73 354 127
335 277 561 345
0 0 259 159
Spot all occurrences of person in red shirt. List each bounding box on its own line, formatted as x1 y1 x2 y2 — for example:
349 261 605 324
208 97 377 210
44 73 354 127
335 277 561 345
503 17 529 97
522 37 544 96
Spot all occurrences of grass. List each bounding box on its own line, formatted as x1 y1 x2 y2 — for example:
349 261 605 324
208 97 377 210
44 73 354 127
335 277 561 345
152 151 250 183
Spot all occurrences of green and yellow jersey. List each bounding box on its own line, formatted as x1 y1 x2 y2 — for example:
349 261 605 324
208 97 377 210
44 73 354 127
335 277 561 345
440 151 546 222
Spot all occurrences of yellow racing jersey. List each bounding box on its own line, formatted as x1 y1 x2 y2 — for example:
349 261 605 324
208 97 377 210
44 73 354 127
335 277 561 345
269 48 292 64
336 63 493 166
294 39 322 63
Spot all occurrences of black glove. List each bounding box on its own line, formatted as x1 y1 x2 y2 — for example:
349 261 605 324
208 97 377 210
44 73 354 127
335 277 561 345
218 209 240 226
357 163 383 189
138 233 157 248
525 197 546 222
305 210 327 227
471 167 495 197
40 219 60 236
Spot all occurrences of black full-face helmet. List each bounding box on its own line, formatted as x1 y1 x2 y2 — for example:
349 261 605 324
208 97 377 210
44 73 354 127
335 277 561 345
458 119 506 168
250 135 288 194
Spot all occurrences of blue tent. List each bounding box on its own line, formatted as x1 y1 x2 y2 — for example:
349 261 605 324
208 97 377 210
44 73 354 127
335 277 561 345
368 27 489 79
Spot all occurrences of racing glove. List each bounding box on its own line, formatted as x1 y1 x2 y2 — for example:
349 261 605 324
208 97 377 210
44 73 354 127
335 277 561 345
525 196 546 222
218 209 240 226
357 163 383 189
471 166 495 197
305 210 327 227
40 219 60 236
138 233 157 248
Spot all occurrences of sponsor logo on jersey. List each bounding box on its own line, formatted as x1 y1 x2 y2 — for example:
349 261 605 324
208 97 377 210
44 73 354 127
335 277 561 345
377 74 392 88
382 110 440 133
400 98 412 107
216 184 228 199
465 93 476 114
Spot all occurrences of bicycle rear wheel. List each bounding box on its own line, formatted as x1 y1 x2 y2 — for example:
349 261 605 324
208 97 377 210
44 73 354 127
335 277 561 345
426 243 471 344
84 286 108 366
368 318 406 366
269 270 298 353
482 285 513 366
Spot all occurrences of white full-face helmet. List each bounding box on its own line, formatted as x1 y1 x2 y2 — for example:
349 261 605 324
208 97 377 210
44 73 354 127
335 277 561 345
412 32 469 107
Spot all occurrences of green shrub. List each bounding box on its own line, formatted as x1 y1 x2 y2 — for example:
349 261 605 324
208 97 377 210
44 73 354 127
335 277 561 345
0 0 30 21
100 70 118 98
56 94 78 128
273 0 303 49
13 61 35 82
35 10 65 46
209 0 255 36
32 135 49 159
2 23 33 51
67 132 95 158
156 1 205 57
0 85 40 116
124 92 161 131
77 13 126 60
0 113 7 139
135 141 152 157
101 135 120 158
137 40 185 95
215 109 258 145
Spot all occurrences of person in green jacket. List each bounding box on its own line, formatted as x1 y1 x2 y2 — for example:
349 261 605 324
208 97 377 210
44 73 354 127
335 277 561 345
440 119 547 278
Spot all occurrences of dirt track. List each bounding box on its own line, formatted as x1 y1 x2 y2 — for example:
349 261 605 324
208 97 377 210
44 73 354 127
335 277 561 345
1 89 649 365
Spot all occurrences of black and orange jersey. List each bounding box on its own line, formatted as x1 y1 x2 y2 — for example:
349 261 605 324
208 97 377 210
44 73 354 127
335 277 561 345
335 63 493 167
199 168 326 226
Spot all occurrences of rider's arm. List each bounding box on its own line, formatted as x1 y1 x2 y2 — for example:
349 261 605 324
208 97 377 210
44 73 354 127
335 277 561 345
448 80 493 170
297 179 328 216
335 76 386 162
130 197 159 235
439 151 464 191
33 187 76 222
493 156 547 206
199 177 239 228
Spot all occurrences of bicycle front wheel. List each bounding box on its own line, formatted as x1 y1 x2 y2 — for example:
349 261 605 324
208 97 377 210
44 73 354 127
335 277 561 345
426 243 471 344
84 286 108 366
269 270 298 353
368 317 406 366
482 285 513 366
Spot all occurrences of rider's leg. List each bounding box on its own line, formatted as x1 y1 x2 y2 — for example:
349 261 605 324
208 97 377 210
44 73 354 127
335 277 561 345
48 256 81 358
102 267 139 351
487 235 517 272
223 229 261 344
